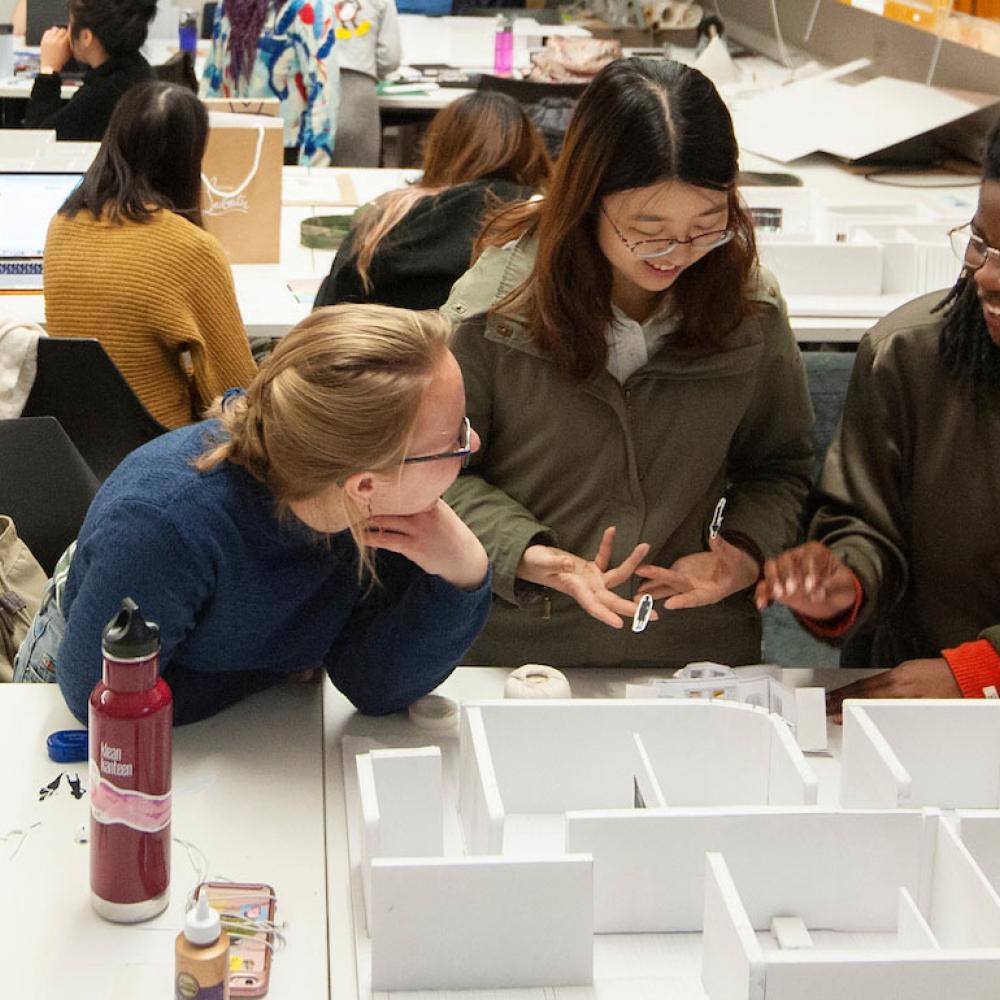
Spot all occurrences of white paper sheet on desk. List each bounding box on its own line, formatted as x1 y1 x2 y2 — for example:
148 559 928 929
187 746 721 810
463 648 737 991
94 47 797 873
733 76 995 163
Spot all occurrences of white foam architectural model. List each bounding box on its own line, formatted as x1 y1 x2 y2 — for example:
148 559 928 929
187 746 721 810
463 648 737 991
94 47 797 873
703 811 1000 1000
351 698 1000 997
740 184 965 300
958 811 1000 896
840 700 1000 808
626 662 829 751
356 698 816 990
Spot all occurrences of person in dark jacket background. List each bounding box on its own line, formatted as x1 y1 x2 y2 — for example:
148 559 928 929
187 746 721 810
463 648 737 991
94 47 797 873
314 91 551 311
23 0 156 141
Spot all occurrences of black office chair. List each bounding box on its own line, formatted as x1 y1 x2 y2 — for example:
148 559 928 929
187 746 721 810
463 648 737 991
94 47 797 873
475 73 587 104
153 52 199 93
476 74 586 157
21 338 168 483
0 417 99 575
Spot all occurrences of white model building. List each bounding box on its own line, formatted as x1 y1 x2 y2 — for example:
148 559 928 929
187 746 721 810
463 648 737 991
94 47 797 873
347 697 1000 996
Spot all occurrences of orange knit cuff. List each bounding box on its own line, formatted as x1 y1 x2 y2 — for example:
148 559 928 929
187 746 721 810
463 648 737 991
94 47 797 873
941 640 1000 699
795 571 864 639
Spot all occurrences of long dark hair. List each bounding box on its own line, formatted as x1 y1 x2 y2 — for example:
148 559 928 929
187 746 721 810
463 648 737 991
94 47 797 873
68 0 156 55
476 58 757 383
935 117 1000 387
353 92 551 290
61 82 208 227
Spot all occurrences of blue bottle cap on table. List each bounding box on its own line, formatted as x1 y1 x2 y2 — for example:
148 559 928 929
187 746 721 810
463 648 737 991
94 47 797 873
47 729 89 763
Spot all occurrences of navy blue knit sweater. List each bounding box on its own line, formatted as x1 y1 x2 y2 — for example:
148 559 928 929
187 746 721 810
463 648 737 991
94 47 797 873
55 421 491 724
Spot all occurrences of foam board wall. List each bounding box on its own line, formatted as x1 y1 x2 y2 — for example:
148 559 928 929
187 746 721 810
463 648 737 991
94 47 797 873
841 701 1000 808
702 852 765 1000
638 701 773 806
760 957 1000 1000
957 812 1000 894
368 747 443 857
567 809 928 934
368 855 594 991
457 708 504 856
927 821 1000 949
840 704 914 808
468 700 814 814
700 813 1000 1000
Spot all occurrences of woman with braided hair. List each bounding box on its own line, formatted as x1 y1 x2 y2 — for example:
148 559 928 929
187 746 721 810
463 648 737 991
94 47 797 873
14 305 490 725
201 0 338 164
757 116 1000 708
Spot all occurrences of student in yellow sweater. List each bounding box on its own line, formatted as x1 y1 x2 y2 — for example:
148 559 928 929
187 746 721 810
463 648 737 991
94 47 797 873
43 81 257 429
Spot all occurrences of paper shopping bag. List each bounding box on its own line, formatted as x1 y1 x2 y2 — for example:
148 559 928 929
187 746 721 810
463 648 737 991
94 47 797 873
200 111 283 264
201 97 282 118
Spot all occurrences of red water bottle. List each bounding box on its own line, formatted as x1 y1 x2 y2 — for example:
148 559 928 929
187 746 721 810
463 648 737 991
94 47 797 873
89 597 172 922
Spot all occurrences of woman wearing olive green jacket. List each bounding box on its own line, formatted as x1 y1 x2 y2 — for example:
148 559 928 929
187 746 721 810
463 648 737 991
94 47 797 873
441 59 814 670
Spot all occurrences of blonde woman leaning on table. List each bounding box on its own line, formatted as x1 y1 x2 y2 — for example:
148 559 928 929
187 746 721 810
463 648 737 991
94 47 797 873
757 117 1000 710
14 304 491 726
43 81 257 430
441 58 813 670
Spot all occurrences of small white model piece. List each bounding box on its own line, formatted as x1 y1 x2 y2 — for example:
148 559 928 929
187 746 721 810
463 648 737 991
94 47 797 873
770 916 813 950
503 663 572 698
701 811 1000 1000
406 693 458 730
626 663 828 752
840 700 1000 808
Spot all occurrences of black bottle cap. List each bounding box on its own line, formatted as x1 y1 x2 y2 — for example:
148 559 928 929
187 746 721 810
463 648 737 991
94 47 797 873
102 597 160 659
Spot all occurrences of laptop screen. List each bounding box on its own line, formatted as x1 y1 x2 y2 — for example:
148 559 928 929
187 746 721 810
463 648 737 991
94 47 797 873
0 173 84 258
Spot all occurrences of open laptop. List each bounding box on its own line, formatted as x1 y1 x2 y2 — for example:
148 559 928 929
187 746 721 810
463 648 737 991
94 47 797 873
0 172 83 291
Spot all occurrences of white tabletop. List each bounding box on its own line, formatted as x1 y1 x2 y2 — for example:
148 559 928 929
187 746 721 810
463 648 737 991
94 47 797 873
0 683 329 1000
0 134 978 343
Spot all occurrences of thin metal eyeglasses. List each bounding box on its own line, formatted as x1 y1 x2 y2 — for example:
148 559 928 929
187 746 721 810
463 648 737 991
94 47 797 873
949 223 1000 274
402 416 472 469
601 205 734 260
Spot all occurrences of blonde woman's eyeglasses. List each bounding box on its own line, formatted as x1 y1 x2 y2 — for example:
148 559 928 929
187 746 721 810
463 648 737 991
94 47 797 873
402 417 472 469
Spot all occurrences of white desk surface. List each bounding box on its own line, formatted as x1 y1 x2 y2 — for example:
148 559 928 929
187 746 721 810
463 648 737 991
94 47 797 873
0 74 470 112
0 165 420 337
323 665 875 1000
0 153 977 342
0 682 329 1000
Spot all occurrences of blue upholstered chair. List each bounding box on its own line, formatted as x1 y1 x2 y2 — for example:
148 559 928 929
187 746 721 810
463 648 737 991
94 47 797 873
760 350 857 667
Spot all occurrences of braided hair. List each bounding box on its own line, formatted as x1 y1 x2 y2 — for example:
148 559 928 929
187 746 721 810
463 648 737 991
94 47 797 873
935 118 1000 387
